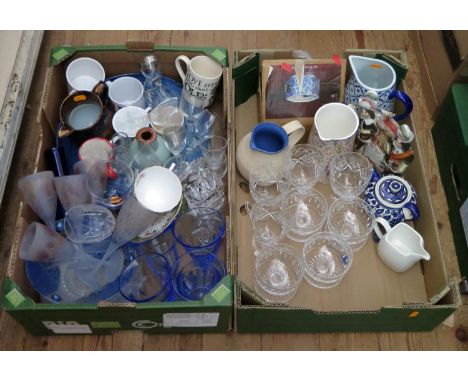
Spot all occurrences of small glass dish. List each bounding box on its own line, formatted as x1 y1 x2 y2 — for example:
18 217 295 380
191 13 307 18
281 188 328 242
327 197 375 252
303 232 353 289
329 152 372 200
249 164 289 207
253 243 304 304
289 144 325 189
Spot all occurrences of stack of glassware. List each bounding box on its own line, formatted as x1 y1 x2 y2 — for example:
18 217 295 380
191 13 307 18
18 53 228 304
247 144 376 303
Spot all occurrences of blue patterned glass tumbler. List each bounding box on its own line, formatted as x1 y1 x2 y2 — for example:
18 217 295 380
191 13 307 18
119 253 172 303
171 250 226 301
173 207 225 255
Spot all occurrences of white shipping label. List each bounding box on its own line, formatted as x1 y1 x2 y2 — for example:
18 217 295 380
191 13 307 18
163 313 219 328
461 198 468 244
43 321 92 334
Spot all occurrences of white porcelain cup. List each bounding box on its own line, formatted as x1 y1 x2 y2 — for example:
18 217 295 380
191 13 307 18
373 217 430 273
175 55 223 108
106 77 145 109
112 105 151 138
134 165 182 213
66 57 106 94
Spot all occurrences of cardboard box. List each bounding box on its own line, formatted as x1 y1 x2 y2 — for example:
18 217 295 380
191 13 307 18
231 49 461 333
432 84 468 281
410 30 468 118
1 43 234 336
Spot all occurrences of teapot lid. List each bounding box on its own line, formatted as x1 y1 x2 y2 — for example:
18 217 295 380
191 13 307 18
374 175 413 209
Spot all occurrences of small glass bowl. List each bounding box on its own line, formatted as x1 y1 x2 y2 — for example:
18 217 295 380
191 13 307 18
246 202 286 247
329 152 372 200
253 243 304 303
249 164 290 207
327 197 375 252
303 232 353 289
289 144 325 189
281 188 328 242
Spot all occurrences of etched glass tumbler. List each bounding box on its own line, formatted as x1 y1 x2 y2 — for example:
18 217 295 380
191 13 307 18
171 250 226 301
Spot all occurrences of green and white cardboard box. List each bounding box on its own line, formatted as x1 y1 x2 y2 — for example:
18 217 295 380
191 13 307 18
1 43 234 335
230 49 462 333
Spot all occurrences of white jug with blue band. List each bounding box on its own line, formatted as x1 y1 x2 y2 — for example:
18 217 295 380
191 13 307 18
236 120 305 181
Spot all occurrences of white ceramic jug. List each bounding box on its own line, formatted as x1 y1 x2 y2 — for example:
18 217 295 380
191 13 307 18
236 120 305 181
307 102 359 176
374 217 430 273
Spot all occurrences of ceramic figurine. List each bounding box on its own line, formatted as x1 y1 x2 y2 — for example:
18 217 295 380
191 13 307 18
351 93 415 174
364 169 420 226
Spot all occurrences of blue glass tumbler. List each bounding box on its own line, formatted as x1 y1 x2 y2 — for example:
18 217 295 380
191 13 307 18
172 207 225 255
119 253 172 303
171 250 226 301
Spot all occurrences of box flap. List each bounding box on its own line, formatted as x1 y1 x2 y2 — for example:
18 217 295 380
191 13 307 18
1 278 35 309
452 83 468 147
50 45 229 67
232 52 259 107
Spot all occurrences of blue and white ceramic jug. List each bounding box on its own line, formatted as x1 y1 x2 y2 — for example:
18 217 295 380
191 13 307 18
364 169 420 226
344 55 413 121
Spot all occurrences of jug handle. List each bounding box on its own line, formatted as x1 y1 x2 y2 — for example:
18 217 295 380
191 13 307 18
282 120 305 147
389 90 413 122
403 202 420 221
92 80 109 104
373 217 392 240
58 123 73 138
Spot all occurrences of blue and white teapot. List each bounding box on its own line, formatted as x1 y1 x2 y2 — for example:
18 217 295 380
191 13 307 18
364 169 420 226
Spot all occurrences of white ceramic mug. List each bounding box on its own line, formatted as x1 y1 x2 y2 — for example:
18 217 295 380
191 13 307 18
373 217 430 273
106 77 145 109
66 57 106 94
175 55 223 107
